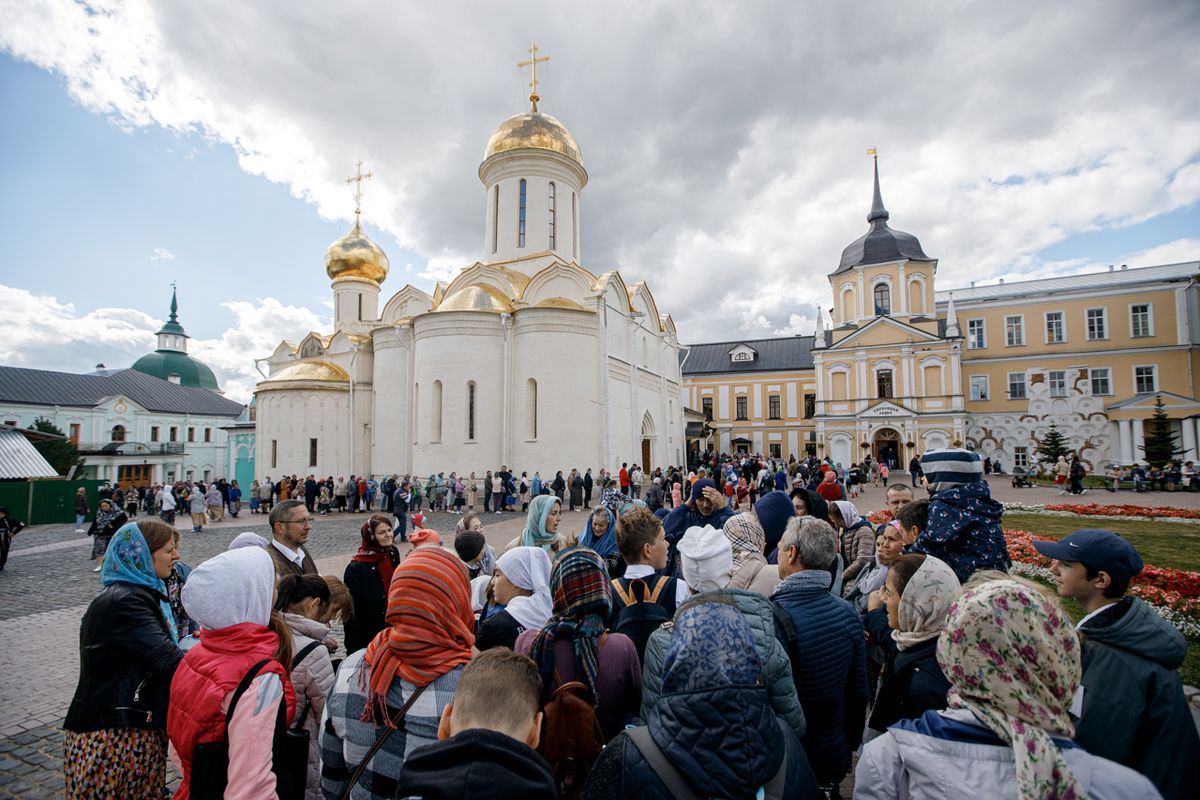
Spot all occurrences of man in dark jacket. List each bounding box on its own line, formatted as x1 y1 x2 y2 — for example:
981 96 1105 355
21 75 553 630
1035 529 1200 800
396 649 555 800
771 516 868 793
662 478 733 576
913 449 1010 583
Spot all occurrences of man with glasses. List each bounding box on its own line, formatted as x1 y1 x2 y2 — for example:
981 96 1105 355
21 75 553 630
267 499 318 577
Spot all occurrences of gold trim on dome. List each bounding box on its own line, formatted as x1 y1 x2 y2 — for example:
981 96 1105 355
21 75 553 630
484 111 583 166
436 284 515 313
533 296 592 311
260 360 349 385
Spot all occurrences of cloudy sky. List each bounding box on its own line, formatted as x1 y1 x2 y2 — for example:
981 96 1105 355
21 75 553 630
2 0 1198 403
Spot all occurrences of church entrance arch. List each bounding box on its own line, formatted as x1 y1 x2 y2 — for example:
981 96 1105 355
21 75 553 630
873 427 902 469
640 412 655 470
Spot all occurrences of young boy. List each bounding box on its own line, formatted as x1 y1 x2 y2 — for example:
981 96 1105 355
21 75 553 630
1034 529 1200 800
892 498 928 546
609 507 690 658
395 649 556 799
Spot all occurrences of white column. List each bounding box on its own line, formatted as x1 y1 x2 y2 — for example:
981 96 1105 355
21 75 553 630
1118 419 1133 464
1132 418 1145 463
1183 419 1198 463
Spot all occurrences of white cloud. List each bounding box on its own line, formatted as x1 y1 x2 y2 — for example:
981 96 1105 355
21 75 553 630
0 284 325 404
1 0 1198 346
150 247 175 261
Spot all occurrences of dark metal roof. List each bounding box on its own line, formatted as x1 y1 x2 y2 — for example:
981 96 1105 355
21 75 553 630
0 366 244 417
831 158 934 276
679 335 819 375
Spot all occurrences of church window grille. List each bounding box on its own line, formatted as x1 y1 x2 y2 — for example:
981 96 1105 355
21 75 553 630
518 179 527 248
432 381 443 442
492 185 499 253
1049 370 1067 398
111 425 126 443
876 369 894 399
873 284 891 316
467 381 476 440
309 438 318 468
548 182 557 250
526 379 538 439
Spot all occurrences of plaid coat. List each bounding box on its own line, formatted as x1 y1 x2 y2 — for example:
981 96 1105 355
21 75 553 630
319 648 463 800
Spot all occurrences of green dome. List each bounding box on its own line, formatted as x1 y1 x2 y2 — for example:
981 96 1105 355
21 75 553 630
131 350 220 391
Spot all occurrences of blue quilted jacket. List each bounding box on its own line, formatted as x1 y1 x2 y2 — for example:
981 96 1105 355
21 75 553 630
913 482 1010 583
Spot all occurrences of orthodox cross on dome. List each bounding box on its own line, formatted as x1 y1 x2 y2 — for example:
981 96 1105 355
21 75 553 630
518 44 551 111
865 146 889 224
345 160 374 231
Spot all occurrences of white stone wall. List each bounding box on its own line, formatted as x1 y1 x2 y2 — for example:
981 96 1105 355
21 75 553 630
481 153 583 263
255 388 351 478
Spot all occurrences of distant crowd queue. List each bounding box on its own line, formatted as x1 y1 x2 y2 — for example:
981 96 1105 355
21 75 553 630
58 448 1197 800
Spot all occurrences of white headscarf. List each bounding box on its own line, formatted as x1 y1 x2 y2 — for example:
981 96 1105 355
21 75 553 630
182 547 275 630
678 524 734 592
831 500 862 529
227 531 269 550
892 555 961 650
495 546 553 630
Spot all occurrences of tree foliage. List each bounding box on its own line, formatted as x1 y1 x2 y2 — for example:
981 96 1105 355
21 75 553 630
1035 423 1073 466
29 418 86 476
1141 397 1185 467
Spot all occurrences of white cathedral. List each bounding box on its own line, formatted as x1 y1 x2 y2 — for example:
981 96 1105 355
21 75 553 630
255 77 684 479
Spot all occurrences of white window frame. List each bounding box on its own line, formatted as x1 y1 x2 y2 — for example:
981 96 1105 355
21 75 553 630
1007 372 1027 399
1013 446 1029 469
1089 367 1111 396
969 374 989 401
1086 307 1108 341
1048 370 1067 398
1004 314 1025 347
967 318 986 350
1133 364 1158 394
1044 310 1065 344
1129 302 1154 338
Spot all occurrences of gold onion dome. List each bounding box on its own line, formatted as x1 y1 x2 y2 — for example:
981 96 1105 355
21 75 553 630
437 284 515 313
325 222 390 284
484 107 583 167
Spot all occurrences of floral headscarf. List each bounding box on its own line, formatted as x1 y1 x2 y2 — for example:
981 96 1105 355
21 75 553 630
101 522 178 642
891 555 960 650
937 579 1082 800
93 499 123 533
520 494 561 551
660 599 761 696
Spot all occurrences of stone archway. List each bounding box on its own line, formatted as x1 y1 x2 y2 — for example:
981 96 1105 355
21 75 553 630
640 412 655 470
873 427 902 468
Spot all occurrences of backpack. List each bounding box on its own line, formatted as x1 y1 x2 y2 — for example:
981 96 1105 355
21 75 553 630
539 635 608 800
610 576 676 662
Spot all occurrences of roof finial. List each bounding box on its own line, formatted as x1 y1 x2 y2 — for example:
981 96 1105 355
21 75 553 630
866 147 889 225
345 160 374 234
518 44 550 112
169 282 179 323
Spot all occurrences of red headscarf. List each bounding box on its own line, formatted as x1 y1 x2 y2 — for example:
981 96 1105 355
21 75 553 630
362 548 474 724
351 517 397 591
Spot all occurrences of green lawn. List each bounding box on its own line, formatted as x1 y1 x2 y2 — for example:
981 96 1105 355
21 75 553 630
1003 511 1200 686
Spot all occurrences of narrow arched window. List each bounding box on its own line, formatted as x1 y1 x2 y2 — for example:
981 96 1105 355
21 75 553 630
548 181 557 250
432 380 443 442
526 378 538 439
874 284 891 316
518 179 527 248
467 381 476 440
111 425 126 443
492 185 499 253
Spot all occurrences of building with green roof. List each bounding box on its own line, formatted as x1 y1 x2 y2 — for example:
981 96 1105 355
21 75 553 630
131 288 220 391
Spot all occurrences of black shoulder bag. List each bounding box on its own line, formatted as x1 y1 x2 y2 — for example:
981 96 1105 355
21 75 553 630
190 659 309 800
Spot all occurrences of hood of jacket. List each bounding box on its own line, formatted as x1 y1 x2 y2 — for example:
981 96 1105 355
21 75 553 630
395 728 556 800
282 611 329 644
929 482 1002 519
1082 597 1187 669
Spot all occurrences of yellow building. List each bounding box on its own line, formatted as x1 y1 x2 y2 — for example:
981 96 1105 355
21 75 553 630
681 158 1200 471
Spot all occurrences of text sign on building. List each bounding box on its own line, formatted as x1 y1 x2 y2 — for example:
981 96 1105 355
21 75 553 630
862 402 912 418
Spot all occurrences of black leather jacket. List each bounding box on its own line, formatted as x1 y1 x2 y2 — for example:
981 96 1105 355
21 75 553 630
64 582 183 732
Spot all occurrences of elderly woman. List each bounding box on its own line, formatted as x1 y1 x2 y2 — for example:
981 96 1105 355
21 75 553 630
579 505 621 577
505 493 565 555
475 547 553 651
64 520 182 799
863 554 960 734
829 500 875 593
516 547 642 743
854 577 1161 800
321 548 474 800
87 497 129 572
723 512 781 596
343 514 401 654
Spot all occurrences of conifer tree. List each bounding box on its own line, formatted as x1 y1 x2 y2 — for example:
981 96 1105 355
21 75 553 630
1141 397 1185 467
1034 422 1072 466
29 418 85 476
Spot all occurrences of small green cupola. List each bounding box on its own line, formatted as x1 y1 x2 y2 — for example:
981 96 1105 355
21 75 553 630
131 287 221 391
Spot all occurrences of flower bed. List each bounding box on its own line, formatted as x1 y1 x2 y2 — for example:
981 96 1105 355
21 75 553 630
1003 501 1200 524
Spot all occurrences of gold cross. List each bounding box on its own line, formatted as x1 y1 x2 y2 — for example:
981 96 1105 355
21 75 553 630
518 44 551 110
345 160 374 229
867 147 878 158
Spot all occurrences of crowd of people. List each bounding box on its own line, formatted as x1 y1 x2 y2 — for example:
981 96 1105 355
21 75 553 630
57 447 1199 799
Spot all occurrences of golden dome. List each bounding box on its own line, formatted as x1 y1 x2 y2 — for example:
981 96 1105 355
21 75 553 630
436 284 515 314
258 360 349 388
325 223 389 284
484 109 583 167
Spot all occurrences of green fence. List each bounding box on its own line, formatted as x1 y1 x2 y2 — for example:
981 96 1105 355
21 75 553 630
0 479 106 526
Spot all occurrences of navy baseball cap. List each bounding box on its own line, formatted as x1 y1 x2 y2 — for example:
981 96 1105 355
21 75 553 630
1032 529 1144 580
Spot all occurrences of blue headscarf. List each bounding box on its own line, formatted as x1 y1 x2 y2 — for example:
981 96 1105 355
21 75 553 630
101 522 179 642
520 494 561 551
580 506 617 557
661 599 762 696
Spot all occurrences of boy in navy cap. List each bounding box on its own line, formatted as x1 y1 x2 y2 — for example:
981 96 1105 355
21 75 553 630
1034 529 1199 800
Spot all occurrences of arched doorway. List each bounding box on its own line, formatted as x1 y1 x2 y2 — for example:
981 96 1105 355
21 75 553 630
873 427 901 468
640 412 655 470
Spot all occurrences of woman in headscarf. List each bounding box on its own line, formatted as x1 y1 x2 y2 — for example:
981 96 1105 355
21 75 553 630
506 493 564 554
723 512 781 596
167 546 297 800
343 514 401 654
64 520 182 800
475 547 553 651
579 505 621 578
87 497 128 572
864 554 959 733
855 577 1161 800
515 548 642 742
585 599 819 799
829 500 875 593
321 548 474 800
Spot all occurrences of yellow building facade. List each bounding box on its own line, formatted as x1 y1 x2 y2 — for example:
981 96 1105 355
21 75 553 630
681 159 1200 470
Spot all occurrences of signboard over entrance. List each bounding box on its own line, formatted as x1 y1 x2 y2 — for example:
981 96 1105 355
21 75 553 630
860 401 913 418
